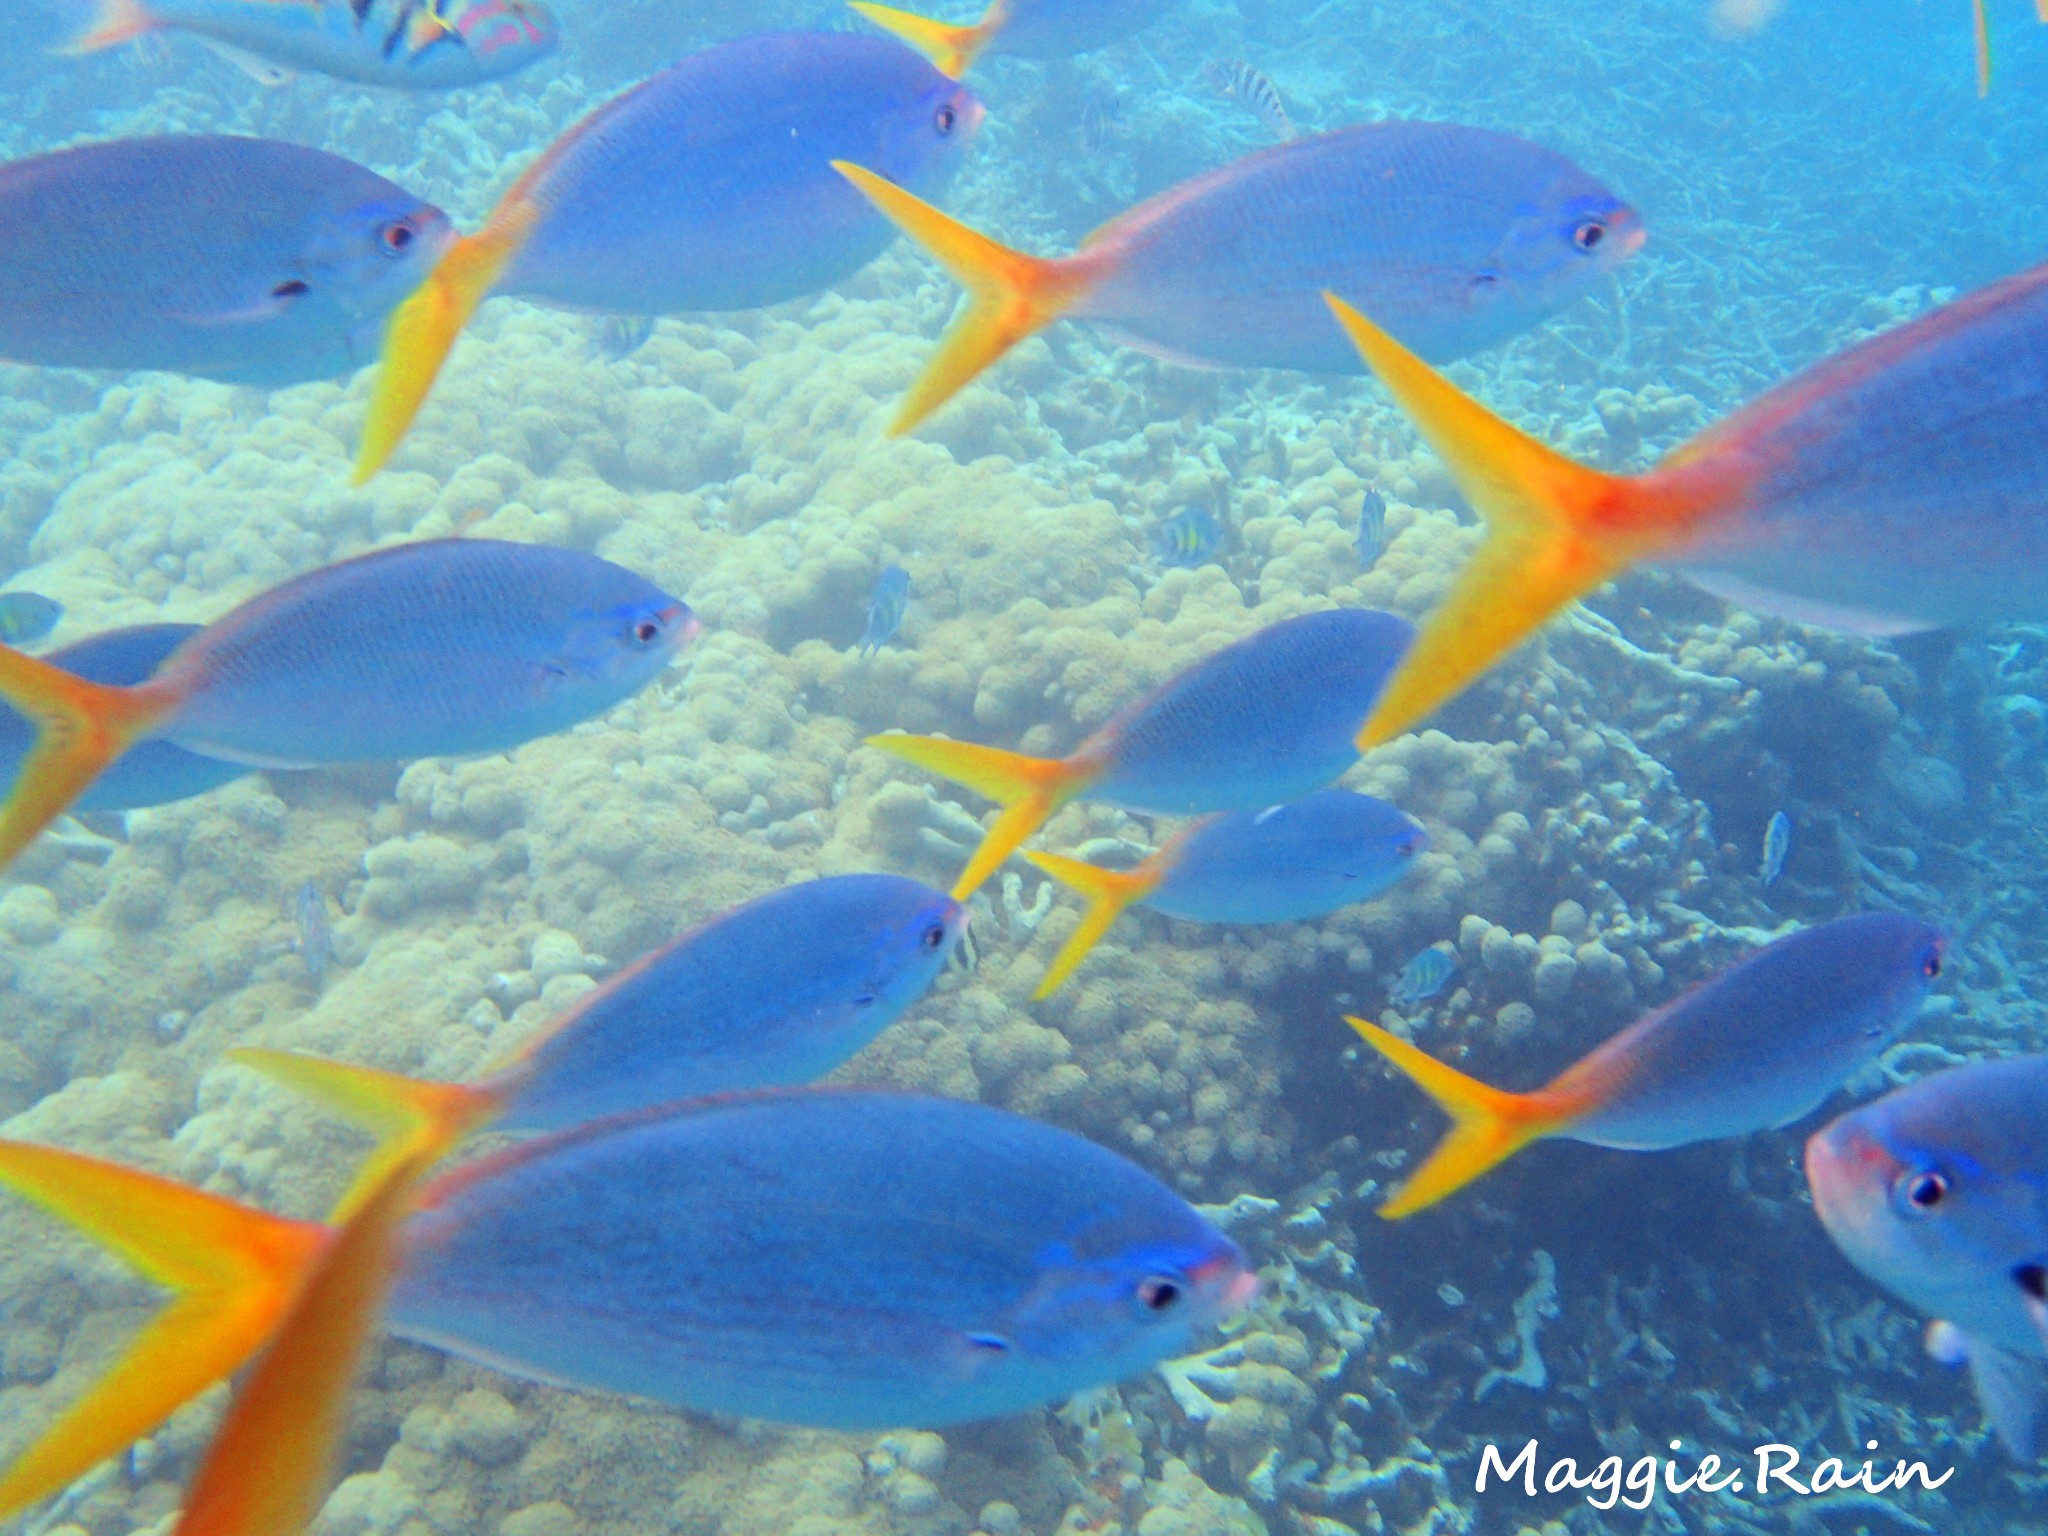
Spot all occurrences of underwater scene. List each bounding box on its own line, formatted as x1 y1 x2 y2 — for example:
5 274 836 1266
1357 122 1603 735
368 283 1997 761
2 0 2048 1535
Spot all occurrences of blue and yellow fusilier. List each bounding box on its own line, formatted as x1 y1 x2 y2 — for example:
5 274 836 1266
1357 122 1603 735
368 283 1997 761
833 123 1640 433
870 608 1414 899
0 136 451 384
1024 789 1426 995
0 539 693 875
355 31 983 478
1352 913 1946 1217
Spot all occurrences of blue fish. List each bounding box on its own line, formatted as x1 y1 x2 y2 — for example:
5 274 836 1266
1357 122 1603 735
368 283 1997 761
1391 944 1457 1004
486 873 968 1131
1359 912 1944 1218
1806 1051 2048 1458
1356 489 1387 570
0 624 249 814
0 136 452 386
0 1081 1258 1520
1149 509 1224 570
858 565 911 656
0 593 62 646
1024 790 1427 995
0 540 696 876
1761 810 1791 886
292 882 334 984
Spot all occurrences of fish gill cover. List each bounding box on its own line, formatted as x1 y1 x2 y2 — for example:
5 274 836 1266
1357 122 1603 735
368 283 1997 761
0 2 2039 1536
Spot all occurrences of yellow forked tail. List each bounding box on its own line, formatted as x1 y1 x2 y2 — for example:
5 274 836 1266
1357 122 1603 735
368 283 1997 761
0 1144 322 1521
171 1135 445 1536
0 1053 494 1526
1322 293 1708 752
1021 849 1164 998
847 0 1004 77
354 201 541 483
1344 1017 1586 1219
833 161 1106 435
226 1049 500 1220
867 732 1092 899
0 644 175 876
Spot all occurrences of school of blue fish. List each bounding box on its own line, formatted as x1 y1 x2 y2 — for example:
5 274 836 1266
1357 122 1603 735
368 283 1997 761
0 1 2038 1531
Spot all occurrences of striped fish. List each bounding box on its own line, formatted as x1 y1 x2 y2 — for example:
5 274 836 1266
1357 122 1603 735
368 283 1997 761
63 0 556 90
1206 59 1294 140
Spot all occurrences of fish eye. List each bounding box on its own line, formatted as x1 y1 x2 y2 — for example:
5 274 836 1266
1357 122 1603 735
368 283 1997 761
378 221 417 255
935 103 958 135
1136 1276 1182 1312
1922 951 1943 979
271 279 310 301
1898 1170 1950 1214
922 921 948 952
1397 836 1420 857
1573 220 1606 252
633 618 662 644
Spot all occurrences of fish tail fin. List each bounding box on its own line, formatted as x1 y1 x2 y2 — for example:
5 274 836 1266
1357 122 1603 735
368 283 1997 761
354 205 539 484
846 0 1001 77
832 161 1099 434
1343 1016 1575 1219
1020 851 1161 997
1322 294 1698 751
0 1143 324 1520
225 1049 497 1221
865 732 1086 899
58 0 157 53
0 645 171 875
172 1134 444 1536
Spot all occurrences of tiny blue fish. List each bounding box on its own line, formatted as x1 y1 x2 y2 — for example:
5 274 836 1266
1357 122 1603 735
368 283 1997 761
593 316 656 361
0 593 62 647
1391 944 1457 1004
858 565 911 656
292 881 334 983
1356 489 1387 570
1149 509 1224 569
1761 810 1791 886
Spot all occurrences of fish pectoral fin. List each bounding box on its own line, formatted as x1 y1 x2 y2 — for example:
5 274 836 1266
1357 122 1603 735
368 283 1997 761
0 1141 324 1520
194 36 298 85
845 0 1002 78
1323 293 1705 751
1955 1329 2047 1461
1342 1015 1579 1219
832 161 1100 435
1020 850 1161 998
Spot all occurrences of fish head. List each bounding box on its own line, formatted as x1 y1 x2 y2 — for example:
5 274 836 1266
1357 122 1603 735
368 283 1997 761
293 191 456 365
554 594 700 691
1808 1065 2048 1355
865 65 985 196
850 876 970 1014
442 0 560 68
1796 912 1947 1060
1005 1206 1254 1373
1486 177 1642 313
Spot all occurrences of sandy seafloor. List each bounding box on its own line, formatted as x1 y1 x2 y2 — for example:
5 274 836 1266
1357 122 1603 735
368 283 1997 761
0 0 2047 1533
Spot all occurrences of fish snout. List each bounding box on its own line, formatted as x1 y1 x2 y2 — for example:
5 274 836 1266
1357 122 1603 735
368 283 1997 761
1609 206 1647 259
667 604 704 648
1804 1117 1892 1236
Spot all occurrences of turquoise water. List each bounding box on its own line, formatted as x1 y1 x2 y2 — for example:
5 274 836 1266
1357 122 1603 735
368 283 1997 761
0 1 2045 1534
